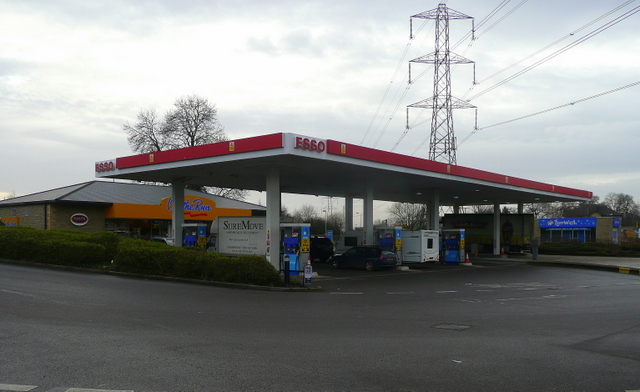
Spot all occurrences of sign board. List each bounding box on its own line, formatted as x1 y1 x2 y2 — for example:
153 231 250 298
217 217 266 256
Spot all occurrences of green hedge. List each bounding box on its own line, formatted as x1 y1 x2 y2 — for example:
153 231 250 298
0 227 284 287
112 238 283 286
540 241 640 257
0 226 112 267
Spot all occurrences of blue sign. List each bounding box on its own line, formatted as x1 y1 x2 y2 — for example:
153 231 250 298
539 218 597 228
613 217 621 228
326 230 333 241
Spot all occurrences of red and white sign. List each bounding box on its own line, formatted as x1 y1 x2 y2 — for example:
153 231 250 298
70 213 89 226
294 137 326 152
95 159 116 173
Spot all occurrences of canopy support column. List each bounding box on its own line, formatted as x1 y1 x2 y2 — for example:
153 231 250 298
171 180 185 247
266 168 281 270
363 182 374 245
493 202 501 255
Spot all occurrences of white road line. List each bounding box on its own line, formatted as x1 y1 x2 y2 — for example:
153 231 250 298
436 290 458 293
65 389 134 392
387 292 415 295
0 385 37 392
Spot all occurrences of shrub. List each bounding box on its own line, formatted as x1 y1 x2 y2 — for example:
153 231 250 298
539 241 640 257
0 227 284 286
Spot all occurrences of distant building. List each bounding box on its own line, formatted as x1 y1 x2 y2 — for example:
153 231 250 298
0 181 265 238
535 217 621 244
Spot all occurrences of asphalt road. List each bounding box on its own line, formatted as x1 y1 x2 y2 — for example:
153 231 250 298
1 261 639 392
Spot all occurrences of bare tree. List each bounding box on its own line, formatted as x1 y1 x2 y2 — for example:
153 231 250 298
387 202 429 230
123 95 246 200
603 193 640 215
123 109 165 153
294 204 319 223
163 95 227 149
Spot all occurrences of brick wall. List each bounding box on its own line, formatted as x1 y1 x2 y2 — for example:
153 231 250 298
50 204 106 233
0 204 47 229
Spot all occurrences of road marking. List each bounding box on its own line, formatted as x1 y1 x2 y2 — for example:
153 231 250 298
436 290 458 293
0 385 37 391
65 389 134 392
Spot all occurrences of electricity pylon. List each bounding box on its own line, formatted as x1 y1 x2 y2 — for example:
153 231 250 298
408 3 476 165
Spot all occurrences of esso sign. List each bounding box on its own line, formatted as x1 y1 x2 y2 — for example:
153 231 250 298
70 213 89 226
95 160 116 173
295 137 326 152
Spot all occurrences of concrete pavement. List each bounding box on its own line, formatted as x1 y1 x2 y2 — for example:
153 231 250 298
473 253 640 275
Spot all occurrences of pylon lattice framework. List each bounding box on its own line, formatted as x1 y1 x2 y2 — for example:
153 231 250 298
408 3 476 165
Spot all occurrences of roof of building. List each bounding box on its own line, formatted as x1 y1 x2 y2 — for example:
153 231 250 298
0 180 266 210
96 132 592 206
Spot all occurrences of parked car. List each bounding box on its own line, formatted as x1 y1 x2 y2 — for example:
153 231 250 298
310 236 334 262
149 237 175 246
329 245 397 271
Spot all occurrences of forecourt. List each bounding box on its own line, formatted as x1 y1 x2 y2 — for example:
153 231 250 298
95 132 592 269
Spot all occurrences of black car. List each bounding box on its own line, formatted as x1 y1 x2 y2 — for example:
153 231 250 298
329 245 398 271
310 236 334 263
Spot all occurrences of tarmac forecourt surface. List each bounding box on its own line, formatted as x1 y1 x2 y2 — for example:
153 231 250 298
1 253 639 292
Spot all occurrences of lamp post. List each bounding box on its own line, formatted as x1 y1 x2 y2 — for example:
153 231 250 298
323 209 327 236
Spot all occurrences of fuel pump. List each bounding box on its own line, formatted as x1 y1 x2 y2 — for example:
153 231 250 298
280 223 311 282
442 229 465 265
375 226 403 265
182 223 208 248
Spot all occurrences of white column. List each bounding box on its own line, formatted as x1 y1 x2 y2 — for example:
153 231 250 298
171 180 185 247
429 190 440 231
345 196 354 231
363 182 374 245
266 168 281 270
493 202 501 255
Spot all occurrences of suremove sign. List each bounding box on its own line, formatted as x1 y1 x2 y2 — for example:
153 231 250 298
217 217 266 256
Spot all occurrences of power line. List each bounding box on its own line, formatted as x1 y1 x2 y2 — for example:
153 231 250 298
471 0 635 88
361 20 431 146
458 81 640 147
466 5 640 101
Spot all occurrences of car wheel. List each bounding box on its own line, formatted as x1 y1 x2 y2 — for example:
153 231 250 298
365 261 374 271
332 259 340 269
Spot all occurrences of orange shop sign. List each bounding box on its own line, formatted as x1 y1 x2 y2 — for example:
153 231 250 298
1 216 19 226
164 197 214 218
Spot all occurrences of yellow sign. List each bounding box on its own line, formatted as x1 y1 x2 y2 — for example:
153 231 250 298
301 238 310 253
1 216 19 226
197 237 207 248
395 239 402 250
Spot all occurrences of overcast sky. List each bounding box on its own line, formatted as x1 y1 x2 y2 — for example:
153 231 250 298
1 0 639 219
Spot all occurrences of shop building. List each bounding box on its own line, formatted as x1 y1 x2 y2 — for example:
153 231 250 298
535 217 621 244
0 181 265 238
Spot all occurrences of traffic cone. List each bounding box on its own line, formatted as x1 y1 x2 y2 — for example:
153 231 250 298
463 253 473 266
500 247 506 257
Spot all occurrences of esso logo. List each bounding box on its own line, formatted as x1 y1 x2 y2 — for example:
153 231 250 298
70 213 89 226
295 137 326 152
95 160 116 172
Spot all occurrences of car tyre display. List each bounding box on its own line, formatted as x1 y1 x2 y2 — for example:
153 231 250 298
332 259 340 269
365 261 374 271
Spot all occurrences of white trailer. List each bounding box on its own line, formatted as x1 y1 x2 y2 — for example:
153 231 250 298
335 228 364 254
401 230 439 263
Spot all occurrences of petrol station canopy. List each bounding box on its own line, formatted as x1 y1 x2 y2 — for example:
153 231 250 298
95 132 591 206
95 132 592 261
